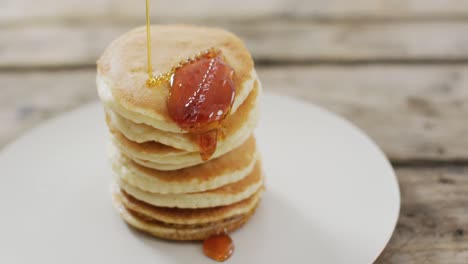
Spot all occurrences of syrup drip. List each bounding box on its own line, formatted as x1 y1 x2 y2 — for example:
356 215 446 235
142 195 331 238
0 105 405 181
203 233 234 262
196 130 218 161
167 50 235 160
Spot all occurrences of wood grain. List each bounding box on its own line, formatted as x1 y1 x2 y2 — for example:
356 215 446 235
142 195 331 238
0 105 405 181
2 66 468 162
261 65 468 162
376 166 468 263
3 21 468 68
0 70 96 149
2 0 468 22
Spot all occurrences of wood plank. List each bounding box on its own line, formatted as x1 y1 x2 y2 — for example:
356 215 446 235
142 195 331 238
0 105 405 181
261 65 468 162
2 0 468 22
376 166 468 263
1 65 468 161
0 70 97 149
3 21 468 68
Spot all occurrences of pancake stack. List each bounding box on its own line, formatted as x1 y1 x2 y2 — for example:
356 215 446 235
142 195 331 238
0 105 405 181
96 25 264 240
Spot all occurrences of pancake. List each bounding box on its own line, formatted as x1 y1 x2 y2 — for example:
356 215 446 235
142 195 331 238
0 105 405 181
98 24 265 242
113 191 258 241
97 24 256 133
109 106 257 170
110 136 258 194
116 160 264 208
106 81 260 154
130 156 206 171
107 84 259 170
117 188 262 225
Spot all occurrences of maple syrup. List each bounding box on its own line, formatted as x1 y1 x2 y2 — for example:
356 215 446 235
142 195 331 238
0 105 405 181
144 4 234 160
145 0 157 86
203 233 234 262
196 130 218 161
167 50 235 160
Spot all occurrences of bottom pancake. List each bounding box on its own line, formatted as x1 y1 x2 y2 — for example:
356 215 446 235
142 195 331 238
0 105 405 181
113 190 260 240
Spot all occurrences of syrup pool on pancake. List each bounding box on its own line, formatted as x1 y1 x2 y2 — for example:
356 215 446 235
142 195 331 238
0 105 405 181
167 49 236 161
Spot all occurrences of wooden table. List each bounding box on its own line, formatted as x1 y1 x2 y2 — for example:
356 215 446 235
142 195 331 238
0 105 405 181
1 1 467 263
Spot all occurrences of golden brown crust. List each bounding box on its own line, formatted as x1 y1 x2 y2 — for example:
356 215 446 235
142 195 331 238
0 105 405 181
116 160 263 208
97 25 254 123
115 199 259 241
124 136 256 183
108 120 186 155
207 160 262 195
119 188 262 225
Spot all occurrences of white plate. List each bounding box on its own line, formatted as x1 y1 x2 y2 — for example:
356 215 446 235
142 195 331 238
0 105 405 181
0 93 399 264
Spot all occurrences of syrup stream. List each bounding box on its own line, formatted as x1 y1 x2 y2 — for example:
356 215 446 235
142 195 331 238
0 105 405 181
145 0 157 86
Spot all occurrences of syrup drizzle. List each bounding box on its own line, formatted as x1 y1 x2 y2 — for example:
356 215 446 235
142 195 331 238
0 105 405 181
143 1 236 260
145 0 157 86
203 233 235 262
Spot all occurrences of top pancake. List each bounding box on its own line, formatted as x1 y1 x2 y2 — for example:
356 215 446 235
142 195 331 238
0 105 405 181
97 24 256 133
